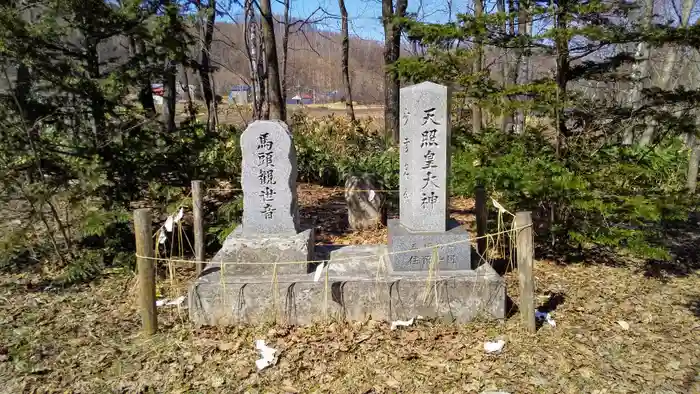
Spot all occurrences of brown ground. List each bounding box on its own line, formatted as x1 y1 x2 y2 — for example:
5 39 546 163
0 185 698 393
179 103 384 128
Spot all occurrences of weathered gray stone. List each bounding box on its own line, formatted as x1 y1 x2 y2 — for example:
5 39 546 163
399 82 451 233
209 225 314 275
387 219 471 272
241 120 299 235
188 245 505 326
345 173 387 230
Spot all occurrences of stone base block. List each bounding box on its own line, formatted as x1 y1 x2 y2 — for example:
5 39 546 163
189 245 504 326
208 226 314 276
388 219 471 272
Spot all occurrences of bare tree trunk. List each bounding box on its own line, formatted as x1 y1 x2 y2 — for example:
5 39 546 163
496 0 509 132
688 134 699 192
472 0 483 133
339 0 355 122
245 1 262 120
161 0 178 132
85 36 105 146
513 0 531 134
129 37 156 116
639 0 693 146
504 0 518 132
162 58 177 132
382 0 407 143
281 0 291 104
196 0 217 132
259 0 285 121
260 35 270 119
182 68 195 119
623 0 653 145
554 0 570 153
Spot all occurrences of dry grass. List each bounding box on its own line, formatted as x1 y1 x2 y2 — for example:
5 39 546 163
176 102 384 128
0 185 699 393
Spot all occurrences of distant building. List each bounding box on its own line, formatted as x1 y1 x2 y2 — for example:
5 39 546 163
151 83 164 96
228 85 250 105
287 93 313 105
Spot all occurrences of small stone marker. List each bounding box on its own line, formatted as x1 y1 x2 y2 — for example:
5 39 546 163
241 120 299 235
389 82 471 272
345 173 387 230
399 82 450 233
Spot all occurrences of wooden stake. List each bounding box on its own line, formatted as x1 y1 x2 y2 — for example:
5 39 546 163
475 186 487 262
192 180 205 275
134 208 157 335
516 211 535 333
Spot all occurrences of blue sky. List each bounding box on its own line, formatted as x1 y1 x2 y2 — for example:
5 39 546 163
223 0 696 42
268 0 468 41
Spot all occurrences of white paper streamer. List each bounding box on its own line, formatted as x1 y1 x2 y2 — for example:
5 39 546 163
164 215 174 232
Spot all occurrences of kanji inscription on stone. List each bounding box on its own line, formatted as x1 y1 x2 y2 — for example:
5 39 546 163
399 82 451 232
240 120 299 234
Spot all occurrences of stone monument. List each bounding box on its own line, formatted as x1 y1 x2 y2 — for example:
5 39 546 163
211 120 314 275
189 95 504 327
388 82 472 271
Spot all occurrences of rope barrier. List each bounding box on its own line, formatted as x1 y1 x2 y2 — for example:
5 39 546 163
137 225 530 266
151 199 526 324
205 187 403 193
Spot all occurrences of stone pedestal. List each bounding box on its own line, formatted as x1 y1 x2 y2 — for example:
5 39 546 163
387 219 471 272
209 226 315 276
189 245 504 326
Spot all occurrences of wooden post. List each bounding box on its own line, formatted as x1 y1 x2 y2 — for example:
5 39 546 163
192 180 205 275
134 208 157 335
475 186 487 262
516 211 535 333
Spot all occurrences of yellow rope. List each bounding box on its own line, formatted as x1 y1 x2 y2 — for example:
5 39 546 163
148 198 526 325
271 262 280 323
324 263 329 321
135 226 531 266
421 247 439 305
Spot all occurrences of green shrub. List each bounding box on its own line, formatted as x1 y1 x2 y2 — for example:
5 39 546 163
448 127 696 260
291 113 398 188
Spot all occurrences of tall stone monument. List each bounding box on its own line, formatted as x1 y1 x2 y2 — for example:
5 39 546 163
388 82 472 271
211 120 314 275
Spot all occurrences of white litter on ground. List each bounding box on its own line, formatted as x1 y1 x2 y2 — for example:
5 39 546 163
155 296 186 307
368 189 376 202
535 310 556 327
390 316 423 330
617 320 630 330
255 339 277 371
484 340 506 354
166 296 185 306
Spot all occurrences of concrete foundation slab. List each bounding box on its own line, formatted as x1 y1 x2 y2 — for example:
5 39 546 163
189 245 505 326
209 226 314 276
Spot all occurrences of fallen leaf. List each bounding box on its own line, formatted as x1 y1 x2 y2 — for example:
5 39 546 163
404 331 419 341
385 377 400 388
211 376 224 388
193 354 203 364
617 321 630 330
